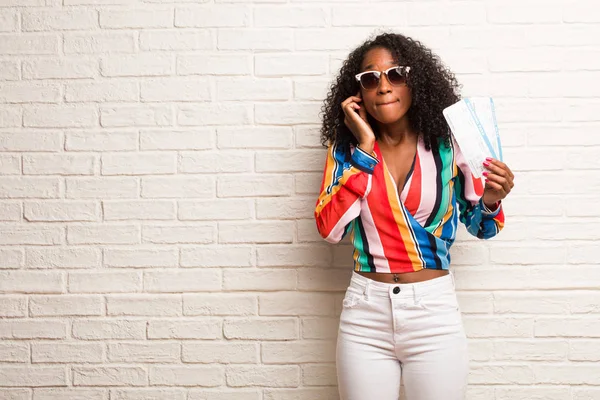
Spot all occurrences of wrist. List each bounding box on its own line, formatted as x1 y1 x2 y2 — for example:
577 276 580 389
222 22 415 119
358 141 375 155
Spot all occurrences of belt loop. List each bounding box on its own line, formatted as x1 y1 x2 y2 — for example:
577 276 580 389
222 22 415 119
412 284 417 304
363 279 370 301
450 270 456 288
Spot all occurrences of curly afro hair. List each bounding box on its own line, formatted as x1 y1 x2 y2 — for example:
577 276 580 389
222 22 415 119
319 31 461 152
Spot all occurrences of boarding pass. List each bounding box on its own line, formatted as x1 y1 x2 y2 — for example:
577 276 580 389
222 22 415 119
442 97 503 179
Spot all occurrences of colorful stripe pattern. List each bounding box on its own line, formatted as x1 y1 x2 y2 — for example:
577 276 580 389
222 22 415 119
315 136 505 273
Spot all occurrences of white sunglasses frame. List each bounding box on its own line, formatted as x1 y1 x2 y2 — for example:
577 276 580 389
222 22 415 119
354 66 411 90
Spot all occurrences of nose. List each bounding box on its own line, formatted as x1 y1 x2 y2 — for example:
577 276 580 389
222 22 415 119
377 72 392 94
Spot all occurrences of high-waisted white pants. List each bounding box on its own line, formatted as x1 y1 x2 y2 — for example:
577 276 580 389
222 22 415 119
336 271 469 400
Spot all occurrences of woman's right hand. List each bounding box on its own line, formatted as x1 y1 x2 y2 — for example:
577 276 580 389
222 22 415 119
341 91 376 153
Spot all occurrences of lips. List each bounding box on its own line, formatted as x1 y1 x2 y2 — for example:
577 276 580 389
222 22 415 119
377 101 398 106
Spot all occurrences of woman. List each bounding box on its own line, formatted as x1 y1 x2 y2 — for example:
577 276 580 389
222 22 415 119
314 32 514 400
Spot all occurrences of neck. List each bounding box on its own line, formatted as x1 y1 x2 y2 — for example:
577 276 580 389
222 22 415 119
376 117 416 147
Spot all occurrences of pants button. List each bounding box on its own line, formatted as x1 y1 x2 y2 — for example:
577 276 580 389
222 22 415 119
393 286 400 294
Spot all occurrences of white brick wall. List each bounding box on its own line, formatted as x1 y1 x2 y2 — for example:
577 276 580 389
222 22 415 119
0 0 598 398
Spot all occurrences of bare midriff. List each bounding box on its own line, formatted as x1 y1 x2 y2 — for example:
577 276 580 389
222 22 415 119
356 268 449 284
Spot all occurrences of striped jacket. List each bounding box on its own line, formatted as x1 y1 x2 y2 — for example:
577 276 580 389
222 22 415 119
314 136 505 273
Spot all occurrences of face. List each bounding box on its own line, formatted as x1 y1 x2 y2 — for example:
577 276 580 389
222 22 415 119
358 47 412 125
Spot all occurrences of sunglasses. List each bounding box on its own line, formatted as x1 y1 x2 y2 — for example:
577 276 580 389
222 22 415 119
355 66 411 90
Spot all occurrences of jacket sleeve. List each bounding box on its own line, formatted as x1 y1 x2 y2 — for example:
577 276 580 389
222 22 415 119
452 139 505 239
314 142 379 243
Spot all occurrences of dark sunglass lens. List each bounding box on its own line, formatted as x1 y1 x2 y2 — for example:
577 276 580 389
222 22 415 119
388 68 407 85
361 73 379 89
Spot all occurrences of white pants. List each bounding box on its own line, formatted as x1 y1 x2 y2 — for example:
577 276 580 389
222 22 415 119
336 271 469 400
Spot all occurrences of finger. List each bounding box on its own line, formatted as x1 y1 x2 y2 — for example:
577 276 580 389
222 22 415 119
487 159 514 180
484 179 505 194
485 174 511 194
483 161 508 178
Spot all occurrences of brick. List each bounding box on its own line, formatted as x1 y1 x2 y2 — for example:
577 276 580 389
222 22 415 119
32 343 103 363
298 268 351 291
35 389 105 400
72 320 145 340
102 152 176 175
101 105 172 127
0 9 17 32
68 271 141 293
487 1 562 24
301 317 338 340
302 364 336 386
178 199 253 221
570 340 600 362
0 366 66 387
100 8 173 29
30 295 103 317
177 104 251 126
0 202 20 222
496 387 571 400
0 154 20 175
144 268 221 292
101 54 173 77
73 366 146 386
255 6 326 27
332 4 408 26
104 200 175 221
0 342 28 362
535 317 600 338
218 29 292 50
0 82 60 103
256 245 332 267
182 342 258 364
256 196 314 219
66 177 138 199
104 248 178 268
108 342 180 363
217 175 293 197
263 388 339 400
64 33 135 54
175 5 249 27
217 127 292 149
66 131 138 151
142 176 215 198
184 293 257 316
107 294 181 316
179 151 253 174
494 340 568 361
177 54 251 76
0 106 21 127
67 225 139 245
294 173 322 195
22 9 97 31
223 269 296 291
0 34 58 55
224 318 297 340
112 389 186 400
469 364 534 384
217 78 291 101
23 57 97 80
463 316 534 338
142 224 214 244
140 30 212 51
255 103 321 124
293 78 330 101
295 28 371 51
188 390 260 400
259 292 334 316
24 105 97 128
141 129 213 150
141 78 211 102
0 296 26 317
23 154 95 175
180 246 252 268
0 225 63 245
0 320 66 339
149 365 224 387
147 319 222 339
219 221 294 244
226 365 299 387
65 81 139 102
0 60 19 80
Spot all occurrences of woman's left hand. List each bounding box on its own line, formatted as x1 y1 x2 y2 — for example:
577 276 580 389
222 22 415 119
481 158 514 208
